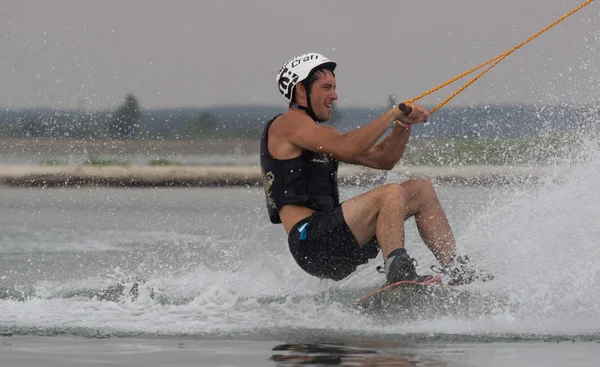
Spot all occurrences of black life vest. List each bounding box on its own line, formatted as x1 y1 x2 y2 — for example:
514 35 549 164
260 115 339 224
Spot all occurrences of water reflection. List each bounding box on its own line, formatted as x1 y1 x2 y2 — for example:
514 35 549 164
270 342 450 366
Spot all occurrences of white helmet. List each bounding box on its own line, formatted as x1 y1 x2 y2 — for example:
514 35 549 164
276 53 336 103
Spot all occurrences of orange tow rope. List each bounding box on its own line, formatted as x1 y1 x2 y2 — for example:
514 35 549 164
404 0 594 114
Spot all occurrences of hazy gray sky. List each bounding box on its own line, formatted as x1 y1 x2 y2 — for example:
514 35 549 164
1 0 598 110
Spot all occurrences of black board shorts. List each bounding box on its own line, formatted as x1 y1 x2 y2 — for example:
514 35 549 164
288 205 380 281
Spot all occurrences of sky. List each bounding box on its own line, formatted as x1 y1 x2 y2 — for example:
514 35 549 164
1 0 598 110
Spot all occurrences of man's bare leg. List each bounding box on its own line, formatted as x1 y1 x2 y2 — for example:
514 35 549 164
401 179 457 267
341 183 407 259
342 179 457 266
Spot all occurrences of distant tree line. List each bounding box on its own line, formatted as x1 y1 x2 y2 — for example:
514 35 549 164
0 91 405 140
0 93 228 140
0 93 141 139
0 92 594 140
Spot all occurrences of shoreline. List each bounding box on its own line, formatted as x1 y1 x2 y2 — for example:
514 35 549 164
0 164 551 187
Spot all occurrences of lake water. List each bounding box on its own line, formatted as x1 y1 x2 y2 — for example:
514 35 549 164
1 157 600 366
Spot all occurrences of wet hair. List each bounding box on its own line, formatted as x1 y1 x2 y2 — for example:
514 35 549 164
289 66 336 107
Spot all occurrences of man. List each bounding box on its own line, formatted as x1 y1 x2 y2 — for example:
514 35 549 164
261 52 491 286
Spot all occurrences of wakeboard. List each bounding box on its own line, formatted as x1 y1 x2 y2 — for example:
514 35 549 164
352 275 504 319
351 275 462 317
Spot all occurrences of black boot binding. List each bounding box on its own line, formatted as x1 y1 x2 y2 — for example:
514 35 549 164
431 255 494 286
378 248 435 286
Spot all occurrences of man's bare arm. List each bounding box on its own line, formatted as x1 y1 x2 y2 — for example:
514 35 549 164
347 123 412 170
276 104 428 164
280 109 397 162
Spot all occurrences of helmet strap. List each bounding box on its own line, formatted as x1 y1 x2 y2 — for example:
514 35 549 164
292 102 320 122
291 86 322 123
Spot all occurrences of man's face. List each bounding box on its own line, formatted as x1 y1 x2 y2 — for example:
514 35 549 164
309 70 338 121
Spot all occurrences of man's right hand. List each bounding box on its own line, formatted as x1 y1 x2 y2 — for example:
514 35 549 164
394 103 430 127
